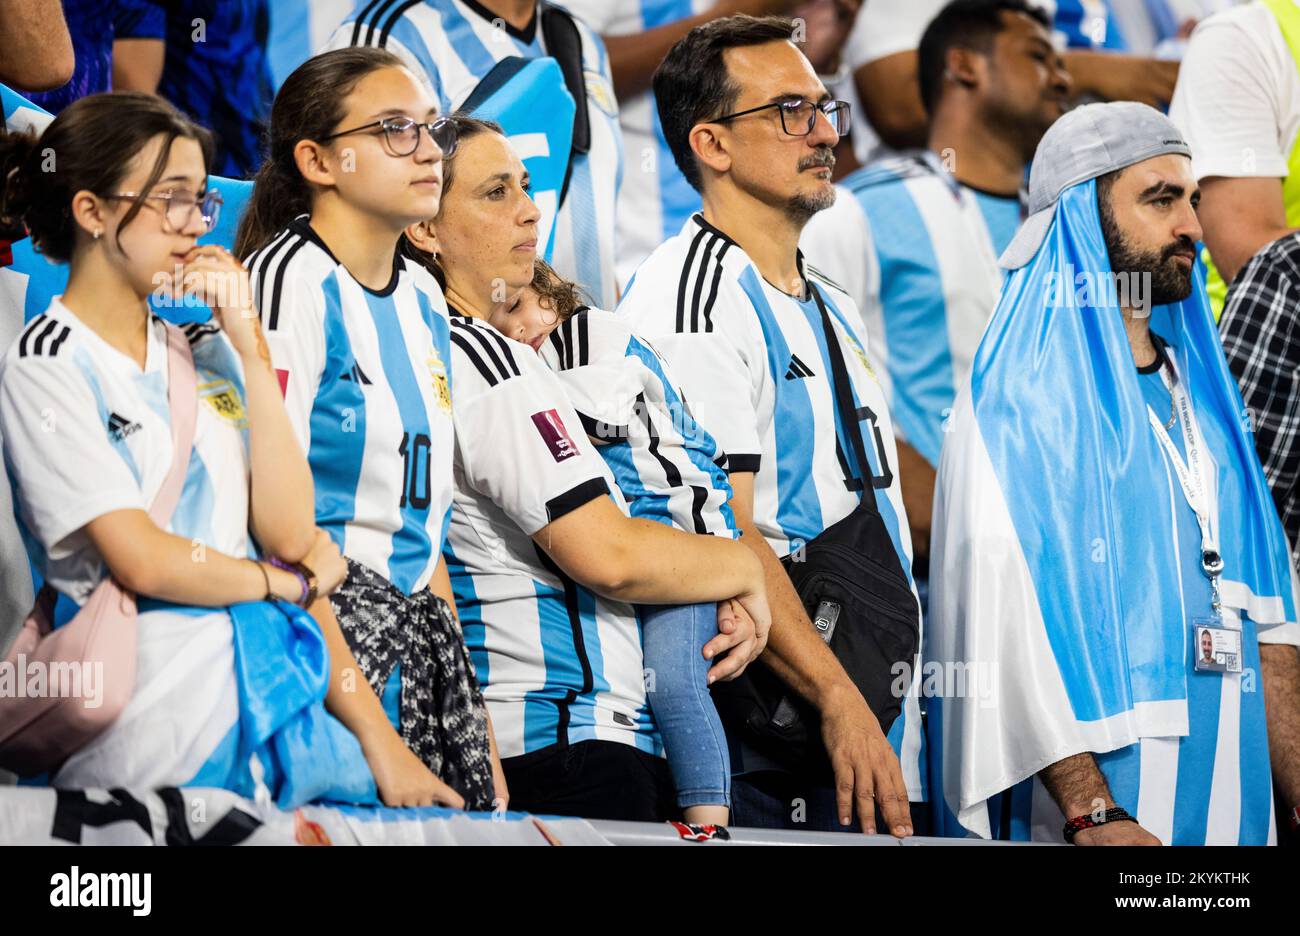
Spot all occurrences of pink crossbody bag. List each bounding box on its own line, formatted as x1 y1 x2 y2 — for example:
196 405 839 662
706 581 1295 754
0 322 198 775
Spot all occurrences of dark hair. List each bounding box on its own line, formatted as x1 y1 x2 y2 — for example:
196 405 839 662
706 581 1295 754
402 114 505 285
652 14 796 192
0 92 213 264
530 257 585 320
235 47 408 259
440 114 504 199
917 0 1051 116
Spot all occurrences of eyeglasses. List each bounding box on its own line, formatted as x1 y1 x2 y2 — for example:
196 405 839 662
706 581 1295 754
103 188 224 233
319 115 459 158
713 99 851 138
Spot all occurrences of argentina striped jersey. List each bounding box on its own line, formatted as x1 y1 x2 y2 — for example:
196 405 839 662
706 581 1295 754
538 306 737 538
801 153 1024 467
249 218 455 595
558 0 711 286
619 213 927 798
444 312 660 759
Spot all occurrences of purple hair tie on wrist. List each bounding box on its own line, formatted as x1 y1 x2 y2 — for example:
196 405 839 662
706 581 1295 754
269 556 309 606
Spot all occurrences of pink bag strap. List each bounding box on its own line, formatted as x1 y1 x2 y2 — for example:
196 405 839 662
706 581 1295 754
147 322 199 527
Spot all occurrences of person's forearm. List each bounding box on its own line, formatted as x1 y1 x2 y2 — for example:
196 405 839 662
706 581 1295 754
310 593 398 748
592 517 763 604
86 510 303 606
0 0 73 91
1039 751 1115 818
1262 643 1300 808
111 38 164 94
239 339 316 562
735 519 859 708
895 438 934 563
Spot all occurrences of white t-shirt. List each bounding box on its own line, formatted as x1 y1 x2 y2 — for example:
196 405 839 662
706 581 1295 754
0 301 252 604
1169 1 1300 181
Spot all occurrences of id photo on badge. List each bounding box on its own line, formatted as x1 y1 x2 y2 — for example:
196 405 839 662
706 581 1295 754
1193 622 1242 673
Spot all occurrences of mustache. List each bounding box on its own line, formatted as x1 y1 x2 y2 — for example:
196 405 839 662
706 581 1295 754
798 148 836 172
1161 237 1196 263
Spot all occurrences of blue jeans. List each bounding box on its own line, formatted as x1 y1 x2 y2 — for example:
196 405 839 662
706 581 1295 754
639 602 731 810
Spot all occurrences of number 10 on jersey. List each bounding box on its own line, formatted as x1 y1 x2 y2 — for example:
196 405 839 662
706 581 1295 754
398 431 433 510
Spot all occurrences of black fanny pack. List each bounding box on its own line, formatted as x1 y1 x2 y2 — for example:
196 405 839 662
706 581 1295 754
711 283 920 773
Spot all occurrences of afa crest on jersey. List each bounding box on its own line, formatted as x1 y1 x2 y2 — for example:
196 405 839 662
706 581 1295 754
427 346 451 414
200 378 249 427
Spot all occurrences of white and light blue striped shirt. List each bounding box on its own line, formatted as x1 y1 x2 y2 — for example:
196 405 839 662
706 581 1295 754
444 312 660 760
538 306 737 539
250 218 456 596
558 0 710 287
801 153 1023 468
619 213 926 798
327 0 623 309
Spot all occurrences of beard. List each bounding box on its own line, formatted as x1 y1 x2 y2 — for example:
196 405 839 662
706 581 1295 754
786 147 837 222
1099 194 1196 306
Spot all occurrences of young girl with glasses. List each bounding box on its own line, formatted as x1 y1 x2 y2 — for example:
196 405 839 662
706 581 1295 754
235 49 501 812
0 91 365 800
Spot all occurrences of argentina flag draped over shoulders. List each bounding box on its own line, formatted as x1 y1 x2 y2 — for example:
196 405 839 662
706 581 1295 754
928 175 1300 843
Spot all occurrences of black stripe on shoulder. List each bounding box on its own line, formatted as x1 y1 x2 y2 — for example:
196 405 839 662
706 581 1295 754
17 314 46 358
547 323 569 369
450 317 521 381
689 235 720 334
700 241 730 334
576 308 589 366
675 227 708 333
450 330 498 388
246 229 297 328
350 0 386 45
361 0 403 45
266 235 312 332
378 0 424 46
21 317 64 359
243 226 291 268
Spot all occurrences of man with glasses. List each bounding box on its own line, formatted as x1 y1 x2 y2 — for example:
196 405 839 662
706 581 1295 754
618 14 922 836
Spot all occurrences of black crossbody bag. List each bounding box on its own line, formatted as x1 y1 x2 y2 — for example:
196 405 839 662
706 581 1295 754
710 284 921 774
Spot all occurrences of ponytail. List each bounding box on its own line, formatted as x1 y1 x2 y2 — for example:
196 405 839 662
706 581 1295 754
235 47 407 259
0 92 212 264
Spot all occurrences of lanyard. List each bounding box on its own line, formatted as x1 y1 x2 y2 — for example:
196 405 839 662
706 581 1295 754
1144 352 1225 614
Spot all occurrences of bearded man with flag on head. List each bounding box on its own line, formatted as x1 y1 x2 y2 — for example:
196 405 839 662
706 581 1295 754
928 101 1300 845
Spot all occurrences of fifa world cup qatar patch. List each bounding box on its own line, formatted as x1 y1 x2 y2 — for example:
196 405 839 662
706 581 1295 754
531 409 579 462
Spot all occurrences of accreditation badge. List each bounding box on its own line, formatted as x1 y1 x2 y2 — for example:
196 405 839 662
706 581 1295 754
1192 618 1242 674
199 379 248 428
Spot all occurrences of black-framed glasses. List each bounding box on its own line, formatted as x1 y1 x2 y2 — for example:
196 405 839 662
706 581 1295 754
104 188 223 233
320 115 459 157
713 99 851 138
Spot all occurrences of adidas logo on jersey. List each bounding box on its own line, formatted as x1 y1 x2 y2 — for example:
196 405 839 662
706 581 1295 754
785 354 815 380
339 362 372 385
107 412 142 442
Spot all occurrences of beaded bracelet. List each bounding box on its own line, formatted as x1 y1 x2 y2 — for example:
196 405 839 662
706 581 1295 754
1063 806 1135 843
269 557 318 608
269 557 308 606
